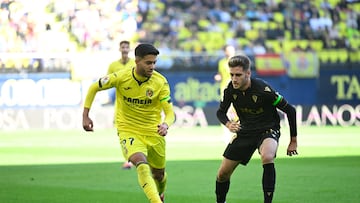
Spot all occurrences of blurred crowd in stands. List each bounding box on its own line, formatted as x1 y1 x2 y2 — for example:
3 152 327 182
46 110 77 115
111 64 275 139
1 0 360 71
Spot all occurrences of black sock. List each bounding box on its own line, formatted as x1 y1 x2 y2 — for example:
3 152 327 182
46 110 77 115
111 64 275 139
262 163 275 203
215 180 230 203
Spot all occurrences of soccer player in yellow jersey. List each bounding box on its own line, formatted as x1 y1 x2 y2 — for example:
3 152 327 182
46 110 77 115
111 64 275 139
215 45 236 96
106 40 136 105
107 40 136 74
214 44 238 143
83 43 175 203
107 40 136 169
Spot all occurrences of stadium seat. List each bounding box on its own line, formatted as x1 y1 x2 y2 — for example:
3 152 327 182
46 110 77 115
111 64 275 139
178 27 192 40
349 51 360 62
245 29 259 41
284 30 292 40
217 22 229 32
198 19 210 30
273 12 284 23
349 38 360 49
328 50 341 63
337 49 349 63
318 50 330 63
237 38 250 47
328 0 341 7
265 40 282 53
252 21 268 30
282 40 297 52
296 40 309 50
197 31 208 42
268 22 279 30
310 41 323 52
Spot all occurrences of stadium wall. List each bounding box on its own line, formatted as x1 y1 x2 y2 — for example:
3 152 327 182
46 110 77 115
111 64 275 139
0 67 359 129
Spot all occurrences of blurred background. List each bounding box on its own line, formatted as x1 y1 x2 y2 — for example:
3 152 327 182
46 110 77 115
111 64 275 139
0 0 359 130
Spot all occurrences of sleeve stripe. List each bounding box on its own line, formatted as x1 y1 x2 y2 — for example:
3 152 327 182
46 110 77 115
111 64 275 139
160 96 171 102
272 95 282 106
98 79 102 88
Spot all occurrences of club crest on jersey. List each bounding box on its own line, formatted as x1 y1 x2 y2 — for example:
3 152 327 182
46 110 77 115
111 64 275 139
146 89 154 98
232 94 237 100
252 95 258 103
264 86 271 92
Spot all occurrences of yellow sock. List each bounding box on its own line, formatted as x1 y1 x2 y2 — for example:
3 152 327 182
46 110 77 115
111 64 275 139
137 164 162 203
155 172 167 195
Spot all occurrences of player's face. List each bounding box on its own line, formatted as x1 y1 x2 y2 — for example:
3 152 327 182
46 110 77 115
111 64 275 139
136 55 157 77
225 46 235 58
120 43 130 55
230 66 250 90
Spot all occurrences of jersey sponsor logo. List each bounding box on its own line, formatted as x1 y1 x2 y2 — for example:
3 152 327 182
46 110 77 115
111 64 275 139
123 96 152 105
239 107 264 114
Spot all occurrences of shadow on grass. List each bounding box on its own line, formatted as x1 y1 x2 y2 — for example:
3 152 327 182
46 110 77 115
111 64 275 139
1 156 359 203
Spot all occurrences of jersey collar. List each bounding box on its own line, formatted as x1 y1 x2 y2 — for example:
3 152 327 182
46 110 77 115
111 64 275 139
132 68 150 85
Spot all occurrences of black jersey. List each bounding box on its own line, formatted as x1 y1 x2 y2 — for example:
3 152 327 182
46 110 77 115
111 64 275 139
217 78 290 135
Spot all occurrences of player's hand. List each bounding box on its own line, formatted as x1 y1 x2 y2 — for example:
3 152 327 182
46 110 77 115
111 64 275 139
83 116 94 132
157 123 168 136
287 139 298 156
214 74 221 81
226 121 240 133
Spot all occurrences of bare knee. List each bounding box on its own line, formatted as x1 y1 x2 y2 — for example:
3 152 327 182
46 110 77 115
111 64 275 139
261 153 275 164
260 138 278 164
217 159 239 182
152 168 165 181
217 168 233 182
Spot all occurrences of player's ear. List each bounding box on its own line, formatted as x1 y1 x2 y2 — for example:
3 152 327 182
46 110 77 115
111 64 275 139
246 70 251 78
135 57 140 64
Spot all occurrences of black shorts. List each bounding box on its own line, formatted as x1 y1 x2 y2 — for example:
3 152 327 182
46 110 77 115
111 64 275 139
223 129 280 165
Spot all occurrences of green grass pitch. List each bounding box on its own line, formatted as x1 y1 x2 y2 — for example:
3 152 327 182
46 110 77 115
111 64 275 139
1 126 359 203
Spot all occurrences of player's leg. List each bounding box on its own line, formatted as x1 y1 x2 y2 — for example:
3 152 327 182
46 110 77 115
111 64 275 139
259 130 280 203
216 135 257 203
131 152 163 203
152 168 166 202
148 136 167 202
119 133 162 203
215 158 239 203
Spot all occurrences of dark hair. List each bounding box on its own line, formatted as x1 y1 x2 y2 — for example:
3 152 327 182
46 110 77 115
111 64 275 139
228 55 251 71
120 40 130 46
135 43 159 58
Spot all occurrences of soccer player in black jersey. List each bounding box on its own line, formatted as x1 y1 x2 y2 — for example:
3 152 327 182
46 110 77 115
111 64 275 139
215 55 298 203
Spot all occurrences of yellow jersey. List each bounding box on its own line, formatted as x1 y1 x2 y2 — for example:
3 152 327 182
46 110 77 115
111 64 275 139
218 57 231 92
107 58 136 74
84 68 175 135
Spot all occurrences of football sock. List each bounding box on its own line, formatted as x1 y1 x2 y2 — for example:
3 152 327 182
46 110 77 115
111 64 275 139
137 163 162 203
215 180 230 203
262 163 275 203
155 172 167 195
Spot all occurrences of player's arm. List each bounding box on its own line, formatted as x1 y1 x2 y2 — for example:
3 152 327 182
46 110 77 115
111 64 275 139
161 96 175 126
158 96 175 136
274 95 297 137
216 87 232 125
82 75 114 131
273 94 298 156
158 82 175 136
